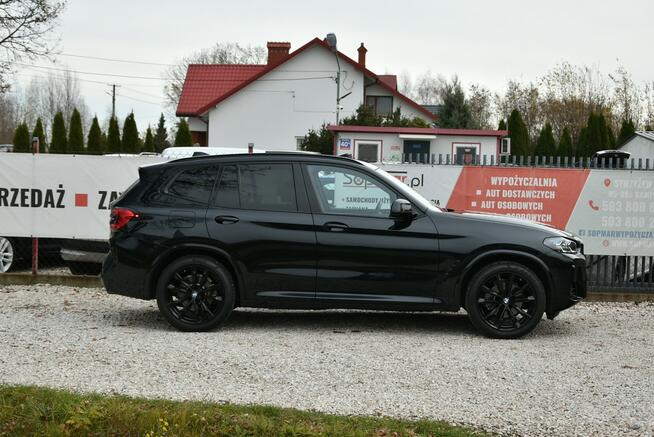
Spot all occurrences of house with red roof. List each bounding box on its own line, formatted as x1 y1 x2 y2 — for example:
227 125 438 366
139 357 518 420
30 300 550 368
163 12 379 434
176 37 437 151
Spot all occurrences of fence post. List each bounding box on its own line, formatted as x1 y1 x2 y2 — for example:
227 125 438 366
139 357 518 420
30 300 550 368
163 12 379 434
31 137 39 275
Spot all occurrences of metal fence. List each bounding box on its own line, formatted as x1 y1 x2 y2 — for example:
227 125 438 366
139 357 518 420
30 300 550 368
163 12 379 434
399 153 653 170
587 255 654 292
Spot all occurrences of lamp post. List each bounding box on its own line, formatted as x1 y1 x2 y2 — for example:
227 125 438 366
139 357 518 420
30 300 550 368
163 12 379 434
325 33 341 124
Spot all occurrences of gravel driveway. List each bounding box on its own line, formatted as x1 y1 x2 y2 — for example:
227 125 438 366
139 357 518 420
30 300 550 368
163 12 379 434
1 284 653 436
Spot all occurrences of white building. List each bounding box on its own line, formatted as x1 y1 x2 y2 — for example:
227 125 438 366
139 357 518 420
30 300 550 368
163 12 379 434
329 125 508 164
176 37 437 150
619 131 654 164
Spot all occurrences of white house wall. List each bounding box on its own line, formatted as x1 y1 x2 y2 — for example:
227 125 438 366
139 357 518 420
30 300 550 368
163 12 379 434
620 136 654 164
207 46 365 150
187 118 207 132
335 132 499 162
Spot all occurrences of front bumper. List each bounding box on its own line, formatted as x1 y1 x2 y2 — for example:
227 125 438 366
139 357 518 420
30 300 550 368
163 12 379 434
547 254 587 313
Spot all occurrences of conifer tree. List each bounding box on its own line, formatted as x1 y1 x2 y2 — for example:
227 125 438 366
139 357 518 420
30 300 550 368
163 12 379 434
534 123 556 157
87 116 103 154
122 112 140 153
507 109 529 156
68 108 84 153
32 118 46 153
50 111 67 154
498 119 507 130
107 116 121 153
617 119 636 146
153 113 169 153
143 125 155 152
174 118 193 147
557 127 574 157
12 123 30 153
438 77 473 128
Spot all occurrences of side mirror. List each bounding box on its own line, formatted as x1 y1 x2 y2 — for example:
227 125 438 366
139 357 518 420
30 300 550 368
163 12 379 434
390 198 414 220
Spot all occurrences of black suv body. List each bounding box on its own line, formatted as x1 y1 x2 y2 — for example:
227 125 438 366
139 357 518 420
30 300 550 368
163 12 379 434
103 153 586 338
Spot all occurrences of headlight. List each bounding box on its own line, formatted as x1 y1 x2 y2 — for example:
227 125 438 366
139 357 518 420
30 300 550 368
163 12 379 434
543 236 579 254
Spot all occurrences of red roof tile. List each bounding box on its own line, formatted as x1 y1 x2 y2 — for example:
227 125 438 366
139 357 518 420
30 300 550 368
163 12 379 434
176 64 266 116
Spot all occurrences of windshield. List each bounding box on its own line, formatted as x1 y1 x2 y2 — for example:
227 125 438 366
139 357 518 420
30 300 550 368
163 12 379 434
361 162 442 212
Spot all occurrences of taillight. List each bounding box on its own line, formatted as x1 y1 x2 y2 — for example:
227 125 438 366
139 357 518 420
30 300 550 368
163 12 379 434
110 208 139 231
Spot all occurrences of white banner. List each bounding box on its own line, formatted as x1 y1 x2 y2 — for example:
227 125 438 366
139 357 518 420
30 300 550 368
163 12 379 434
0 154 164 239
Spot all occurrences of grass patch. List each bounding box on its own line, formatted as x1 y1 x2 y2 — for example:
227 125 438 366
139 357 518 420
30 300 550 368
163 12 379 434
0 385 488 436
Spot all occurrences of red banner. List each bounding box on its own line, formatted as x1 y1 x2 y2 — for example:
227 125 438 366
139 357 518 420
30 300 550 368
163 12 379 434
447 167 590 229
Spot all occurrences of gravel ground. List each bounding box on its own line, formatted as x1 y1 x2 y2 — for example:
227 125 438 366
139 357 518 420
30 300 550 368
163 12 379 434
1 284 653 436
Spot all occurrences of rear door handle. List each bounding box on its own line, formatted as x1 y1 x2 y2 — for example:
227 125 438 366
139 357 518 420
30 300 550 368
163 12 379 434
324 221 349 232
215 215 239 224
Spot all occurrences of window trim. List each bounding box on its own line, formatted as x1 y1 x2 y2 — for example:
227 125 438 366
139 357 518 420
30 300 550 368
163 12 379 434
354 139 382 163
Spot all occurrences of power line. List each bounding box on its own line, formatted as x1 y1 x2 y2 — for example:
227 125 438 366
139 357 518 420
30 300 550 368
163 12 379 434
117 92 162 106
14 62 335 82
14 62 167 80
58 52 175 67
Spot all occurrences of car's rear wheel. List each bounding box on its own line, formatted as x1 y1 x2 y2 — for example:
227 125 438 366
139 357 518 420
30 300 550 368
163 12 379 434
0 237 15 273
156 255 235 332
465 262 545 339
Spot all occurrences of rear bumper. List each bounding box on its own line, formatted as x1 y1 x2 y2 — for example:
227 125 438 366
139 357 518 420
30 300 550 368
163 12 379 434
102 253 151 300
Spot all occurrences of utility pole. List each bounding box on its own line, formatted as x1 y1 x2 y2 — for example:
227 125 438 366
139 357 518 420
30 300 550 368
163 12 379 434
106 84 119 118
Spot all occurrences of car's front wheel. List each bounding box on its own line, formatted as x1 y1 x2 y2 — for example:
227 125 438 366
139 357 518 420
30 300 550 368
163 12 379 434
0 237 15 273
465 262 545 339
155 255 235 331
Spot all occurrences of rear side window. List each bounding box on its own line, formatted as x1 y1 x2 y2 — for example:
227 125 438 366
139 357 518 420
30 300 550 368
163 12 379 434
239 164 296 212
211 163 297 212
142 165 218 207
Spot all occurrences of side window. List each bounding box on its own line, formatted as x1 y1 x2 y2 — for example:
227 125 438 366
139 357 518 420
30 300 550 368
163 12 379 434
239 164 297 212
142 165 217 207
306 165 396 217
213 165 240 208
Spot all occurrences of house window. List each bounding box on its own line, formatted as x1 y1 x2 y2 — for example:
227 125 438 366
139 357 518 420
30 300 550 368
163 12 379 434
296 136 304 151
354 140 382 163
365 95 393 116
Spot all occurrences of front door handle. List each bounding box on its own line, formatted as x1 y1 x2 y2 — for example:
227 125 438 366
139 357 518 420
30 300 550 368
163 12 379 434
324 221 349 232
215 215 239 225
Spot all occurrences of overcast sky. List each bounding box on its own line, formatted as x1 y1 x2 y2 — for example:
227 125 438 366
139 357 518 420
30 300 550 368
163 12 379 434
13 0 654 131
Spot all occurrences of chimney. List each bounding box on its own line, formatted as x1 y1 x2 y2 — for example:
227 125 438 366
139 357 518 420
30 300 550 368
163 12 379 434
267 42 291 65
357 43 367 68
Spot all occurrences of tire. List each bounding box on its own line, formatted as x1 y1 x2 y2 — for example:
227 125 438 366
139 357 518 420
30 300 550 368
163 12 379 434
68 262 102 276
156 255 235 332
0 237 16 273
465 262 545 339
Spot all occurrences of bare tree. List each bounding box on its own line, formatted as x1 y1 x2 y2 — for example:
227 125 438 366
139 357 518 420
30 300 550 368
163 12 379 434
468 84 494 129
495 80 542 142
21 69 87 135
0 0 66 91
164 42 266 110
0 91 20 142
609 65 642 126
412 71 446 105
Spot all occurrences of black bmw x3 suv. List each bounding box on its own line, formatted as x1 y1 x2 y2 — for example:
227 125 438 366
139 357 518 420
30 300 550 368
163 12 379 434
103 152 586 338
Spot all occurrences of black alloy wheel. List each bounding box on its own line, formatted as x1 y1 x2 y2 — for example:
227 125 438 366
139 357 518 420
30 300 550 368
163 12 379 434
156 255 235 331
465 262 545 339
